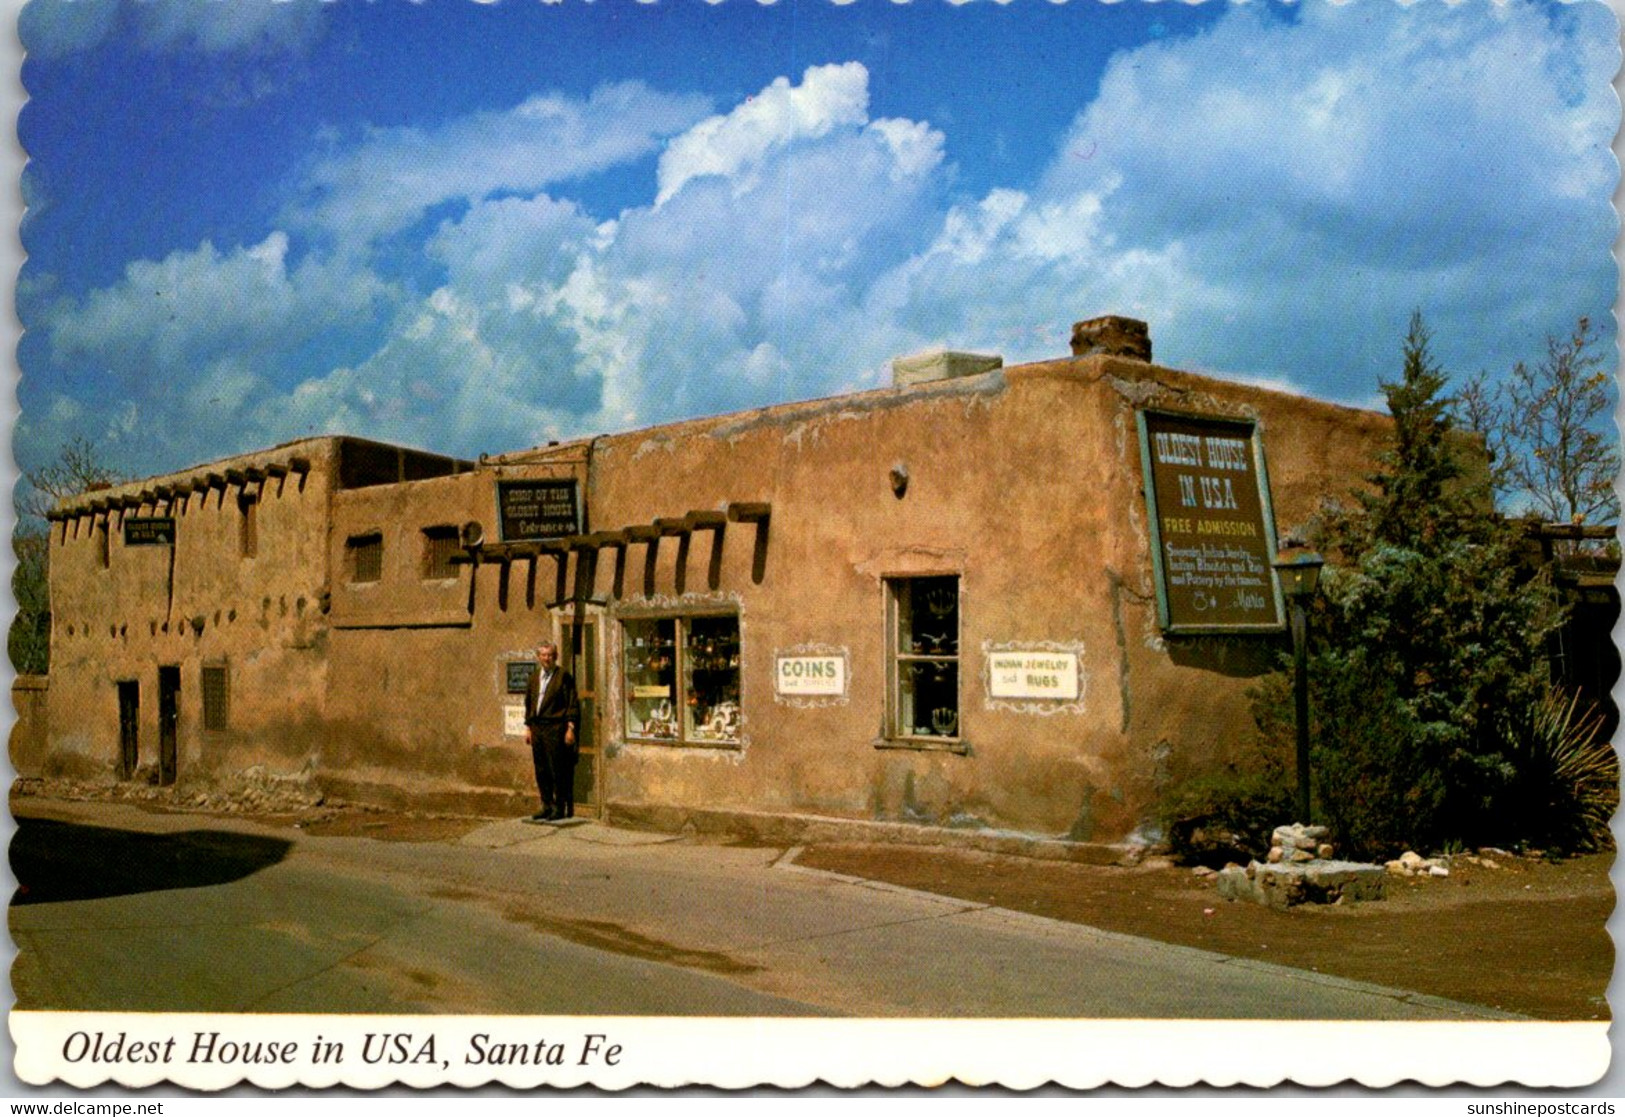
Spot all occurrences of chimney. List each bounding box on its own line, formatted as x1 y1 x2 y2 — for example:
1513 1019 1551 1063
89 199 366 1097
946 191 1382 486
891 348 1003 388
1070 316 1151 362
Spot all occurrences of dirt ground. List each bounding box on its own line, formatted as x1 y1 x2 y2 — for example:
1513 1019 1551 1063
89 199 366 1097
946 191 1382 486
245 803 1620 1021
797 843 1615 1022
14 787 1614 1021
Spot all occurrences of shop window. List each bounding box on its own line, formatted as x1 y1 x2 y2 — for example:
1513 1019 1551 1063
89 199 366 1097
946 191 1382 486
201 665 229 731
623 615 741 745
239 491 259 558
888 576 961 741
422 525 460 580
347 533 383 583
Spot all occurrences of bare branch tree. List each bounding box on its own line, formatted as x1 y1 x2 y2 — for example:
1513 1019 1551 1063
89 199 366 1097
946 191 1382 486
17 435 124 523
1457 317 1619 526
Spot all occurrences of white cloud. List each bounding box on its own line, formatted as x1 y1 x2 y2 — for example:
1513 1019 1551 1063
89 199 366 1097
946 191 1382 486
298 82 712 247
49 232 387 384
21 0 325 58
655 62 871 205
28 2 1617 478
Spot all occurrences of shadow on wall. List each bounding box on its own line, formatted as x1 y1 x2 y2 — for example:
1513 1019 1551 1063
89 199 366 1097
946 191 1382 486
10 816 292 905
1164 635 1285 679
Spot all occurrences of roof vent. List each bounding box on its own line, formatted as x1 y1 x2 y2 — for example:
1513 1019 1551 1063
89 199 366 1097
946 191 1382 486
891 348 1003 388
1071 316 1151 362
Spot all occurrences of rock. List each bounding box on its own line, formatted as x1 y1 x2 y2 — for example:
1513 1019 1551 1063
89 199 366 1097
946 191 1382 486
1317 843 1335 860
1215 865 1252 902
1139 856 1175 872
1384 860 1411 876
1287 848 1314 863
1428 865 1450 878
1267 847 1284 864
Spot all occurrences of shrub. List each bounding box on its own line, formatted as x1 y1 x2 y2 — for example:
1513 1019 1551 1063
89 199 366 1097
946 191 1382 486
1501 687 1619 853
1160 737 1296 866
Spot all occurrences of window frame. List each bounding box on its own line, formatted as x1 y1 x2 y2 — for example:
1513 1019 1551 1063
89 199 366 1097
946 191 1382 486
421 524 461 580
346 532 384 584
620 611 742 748
883 574 965 751
200 663 230 732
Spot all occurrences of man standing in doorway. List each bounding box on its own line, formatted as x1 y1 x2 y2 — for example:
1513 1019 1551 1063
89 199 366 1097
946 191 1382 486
524 640 579 821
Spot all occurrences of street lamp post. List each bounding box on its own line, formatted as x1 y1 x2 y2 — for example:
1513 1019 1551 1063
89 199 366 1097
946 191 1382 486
1272 546 1325 824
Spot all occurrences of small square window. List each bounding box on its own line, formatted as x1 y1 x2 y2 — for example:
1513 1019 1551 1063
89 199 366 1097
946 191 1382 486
422 525 460 580
347 533 383 583
201 665 229 731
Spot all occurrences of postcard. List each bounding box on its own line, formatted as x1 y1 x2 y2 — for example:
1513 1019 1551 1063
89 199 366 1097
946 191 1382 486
6 0 1620 1095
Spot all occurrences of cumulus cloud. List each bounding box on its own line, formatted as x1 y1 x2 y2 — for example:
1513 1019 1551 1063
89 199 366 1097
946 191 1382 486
655 62 870 205
296 82 712 247
25 3 1617 478
22 0 325 59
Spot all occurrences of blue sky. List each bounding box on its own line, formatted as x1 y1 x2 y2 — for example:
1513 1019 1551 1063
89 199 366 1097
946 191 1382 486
14 0 1620 488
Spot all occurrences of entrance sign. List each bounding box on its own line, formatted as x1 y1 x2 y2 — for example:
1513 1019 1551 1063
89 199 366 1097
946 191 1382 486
123 517 175 546
776 655 846 697
1138 410 1285 633
988 651 1079 700
496 479 580 542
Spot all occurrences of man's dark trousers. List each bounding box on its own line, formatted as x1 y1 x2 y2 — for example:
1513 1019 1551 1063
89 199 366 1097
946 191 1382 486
524 666 579 817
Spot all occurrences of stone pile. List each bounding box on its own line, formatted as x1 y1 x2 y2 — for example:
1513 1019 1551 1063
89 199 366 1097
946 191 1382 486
1266 823 1335 863
1215 822 1387 910
1384 850 1450 878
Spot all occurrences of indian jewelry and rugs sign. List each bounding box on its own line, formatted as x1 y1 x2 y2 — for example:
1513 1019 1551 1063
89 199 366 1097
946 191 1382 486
1138 410 1285 634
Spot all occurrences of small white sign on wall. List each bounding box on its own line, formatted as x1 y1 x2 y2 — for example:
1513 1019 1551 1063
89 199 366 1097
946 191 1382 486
503 704 527 738
776 654 846 697
988 652 1080 700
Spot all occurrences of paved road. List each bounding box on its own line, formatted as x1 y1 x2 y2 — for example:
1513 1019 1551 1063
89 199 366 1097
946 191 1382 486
10 799 1522 1020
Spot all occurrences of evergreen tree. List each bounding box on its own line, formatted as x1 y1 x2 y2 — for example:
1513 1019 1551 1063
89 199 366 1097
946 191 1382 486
1279 314 1565 857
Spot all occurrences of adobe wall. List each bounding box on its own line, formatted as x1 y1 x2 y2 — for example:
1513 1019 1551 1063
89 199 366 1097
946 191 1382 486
10 675 49 775
577 354 1393 841
43 439 339 784
322 454 589 809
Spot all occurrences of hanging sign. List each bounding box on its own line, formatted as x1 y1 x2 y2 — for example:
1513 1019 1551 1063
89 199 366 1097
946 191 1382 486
496 479 580 542
1138 410 1285 633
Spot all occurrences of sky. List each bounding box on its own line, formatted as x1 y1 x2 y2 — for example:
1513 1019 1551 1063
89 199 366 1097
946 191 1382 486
13 0 1621 490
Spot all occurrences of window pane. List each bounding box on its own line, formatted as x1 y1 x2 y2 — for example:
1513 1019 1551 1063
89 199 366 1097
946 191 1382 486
684 616 741 743
901 576 958 656
893 576 959 738
624 618 678 739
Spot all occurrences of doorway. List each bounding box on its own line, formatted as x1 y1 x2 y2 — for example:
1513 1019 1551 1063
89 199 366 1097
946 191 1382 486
116 681 139 780
558 609 603 818
157 666 180 786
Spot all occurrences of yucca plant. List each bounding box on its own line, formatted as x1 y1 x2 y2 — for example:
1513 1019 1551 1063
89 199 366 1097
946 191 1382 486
1509 687 1619 853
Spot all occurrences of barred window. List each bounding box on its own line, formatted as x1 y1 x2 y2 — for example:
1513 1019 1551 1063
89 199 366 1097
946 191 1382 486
422 525 460 580
347 532 383 583
201 665 229 732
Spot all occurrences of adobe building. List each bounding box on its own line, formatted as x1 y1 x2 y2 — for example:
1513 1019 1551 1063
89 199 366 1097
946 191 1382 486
25 317 1403 847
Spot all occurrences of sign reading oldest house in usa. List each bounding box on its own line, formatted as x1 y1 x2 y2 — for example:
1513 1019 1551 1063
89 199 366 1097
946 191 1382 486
1138 410 1285 634
122 517 176 547
495 479 581 542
